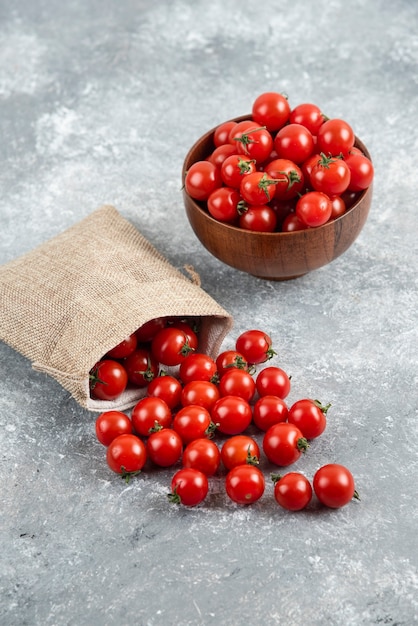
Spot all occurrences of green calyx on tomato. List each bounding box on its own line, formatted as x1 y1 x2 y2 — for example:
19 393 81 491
313 399 332 415
296 437 310 453
120 466 141 484
246 445 260 466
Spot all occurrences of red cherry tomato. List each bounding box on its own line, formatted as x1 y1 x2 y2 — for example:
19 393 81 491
274 123 315 164
240 172 278 205
211 395 253 435
289 103 325 135
310 154 351 196
89 359 128 401
135 317 167 343
124 347 159 387
151 326 197 366
228 120 257 144
225 464 265 505
329 195 347 220
272 472 313 511
181 380 220 411
184 160 222 201
106 434 147 479
255 366 291 399
221 154 257 188
215 350 249 378
235 329 275 365
264 158 305 201
95 410 133 446
288 399 331 439
344 152 374 191
172 405 215 444
131 396 172 437
313 464 359 508
251 92 291 132
169 468 209 506
146 428 183 467
263 422 309 467
316 118 355 157
218 368 256 403
106 333 137 359
182 438 221 476
239 205 278 232
281 213 308 232
296 190 332 227
220 435 260 471
146 374 183 410
234 125 274 164
179 353 217 384
252 395 289 432
207 186 241 223
207 143 237 168
214 120 237 147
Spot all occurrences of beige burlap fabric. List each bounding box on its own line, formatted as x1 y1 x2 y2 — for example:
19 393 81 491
0 205 233 411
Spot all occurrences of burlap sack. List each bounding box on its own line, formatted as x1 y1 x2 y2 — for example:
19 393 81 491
0 205 233 411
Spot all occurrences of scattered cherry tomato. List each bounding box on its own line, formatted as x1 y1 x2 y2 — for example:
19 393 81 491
169 468 209 506
179 352 217 384
313 464 359 508
131 396 172 437
211 395 253 435
146 427 183 467
182 438 221 476
215 350 249 378
235 329 275 365
220 435 260 471
288 399 331 439
225 464 265 505
106 434 147 480
172 405 215 444
146 374 183 409
255 366 291 399
95 410 133 446
263 422 309 467
252 395 289 432
272 472 313 511
218 368 256 402
181 380 220 411
151 326 197 366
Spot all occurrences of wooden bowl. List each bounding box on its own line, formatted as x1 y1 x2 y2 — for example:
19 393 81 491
182 116 373 280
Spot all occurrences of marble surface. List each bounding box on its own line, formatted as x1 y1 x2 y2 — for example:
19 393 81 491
1 1 417 624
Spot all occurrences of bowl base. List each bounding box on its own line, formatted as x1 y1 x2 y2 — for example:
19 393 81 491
252 272 307 281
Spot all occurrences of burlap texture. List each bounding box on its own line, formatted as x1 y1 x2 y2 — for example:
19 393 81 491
0 205 233 411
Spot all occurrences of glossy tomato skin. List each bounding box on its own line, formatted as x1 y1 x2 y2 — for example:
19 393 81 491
135 317 167 343
207 187 240 223
207 143 237 168
220 435 261 471
221 154 257 188
251 92 291 132
146 428 183 467
296 191 332 227
256 366 291 399
313 464 357 508
169 468 209 506
146 375 183 410
90 359 128 401
106 333 137 359
216 350 249 378
95 410 133 446
274 123 315 164
184 160 222 201
225 464 265 505
273 472 313 511
151 326 197 367
218 369 256 403
131 397 172 437
253 395 289 432
263 422 309 467
264 158 305 201
287 399 330 439
317 118 355 156
310 156 351 196
289 103 324 135
124 347 159 387
181 380 220 411
172 405 214 444
234 125 274 164
235 329 274 365
179 353 217 384
214 120 237 147
281 213 308 232
239 205 278 232
211 395 253 435
345 153 374 191
182 438 221 476
106 434 147 475
240 172 278 205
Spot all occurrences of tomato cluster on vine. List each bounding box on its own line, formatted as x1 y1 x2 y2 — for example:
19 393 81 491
184 92 374 232
93 318 359 511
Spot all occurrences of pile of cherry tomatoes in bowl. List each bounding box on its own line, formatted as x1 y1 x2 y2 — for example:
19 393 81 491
184 92 374 232
92 316 359 512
